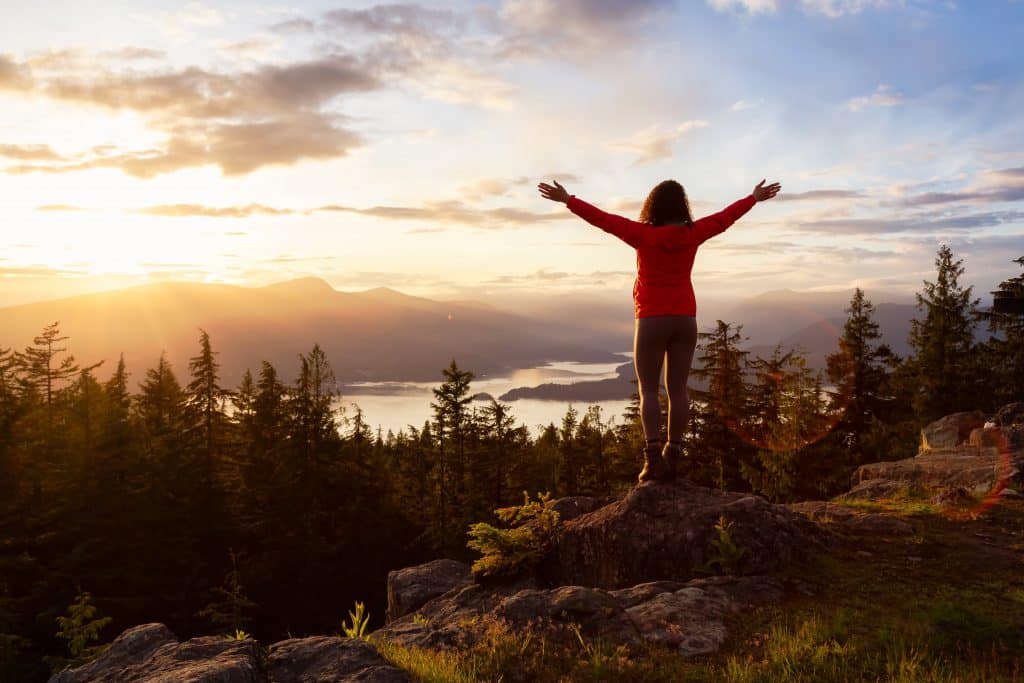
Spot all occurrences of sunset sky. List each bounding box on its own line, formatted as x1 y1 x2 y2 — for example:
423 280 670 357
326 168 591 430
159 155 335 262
2 0 1022 309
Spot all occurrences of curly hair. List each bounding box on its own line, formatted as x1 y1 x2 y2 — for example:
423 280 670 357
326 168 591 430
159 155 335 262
638 179 693 226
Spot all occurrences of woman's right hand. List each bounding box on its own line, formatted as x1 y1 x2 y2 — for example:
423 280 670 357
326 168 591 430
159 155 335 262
752 179 782 202
538 180 571 204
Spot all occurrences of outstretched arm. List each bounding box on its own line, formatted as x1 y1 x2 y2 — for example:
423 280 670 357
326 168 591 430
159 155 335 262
684 179 781 246
538 179 650 248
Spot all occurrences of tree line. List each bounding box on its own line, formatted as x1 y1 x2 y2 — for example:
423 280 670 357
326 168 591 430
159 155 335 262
0 246 1020 681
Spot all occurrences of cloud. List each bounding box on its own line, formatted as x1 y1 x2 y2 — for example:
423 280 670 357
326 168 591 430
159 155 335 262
2 48 379 177
315 200 566 227
730 98 763 111
0 144 62 161
0 54 32 91
135 203 294 218
324 4 463 38
269 18 316 34
107 198 566 228
889 166 1024 207
35 204 85 212
487 268 634 286
707 0 779 14
488 0 675 59
776 189 866 201
608 121 708 164
845 84 906 112
708 0 893 16
792 210 1024 235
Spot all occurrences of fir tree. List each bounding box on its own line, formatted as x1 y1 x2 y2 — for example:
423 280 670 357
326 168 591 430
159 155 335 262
907 245 980 423
825 288 895 466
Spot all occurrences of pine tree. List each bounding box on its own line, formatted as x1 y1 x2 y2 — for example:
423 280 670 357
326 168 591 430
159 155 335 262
825 288 895 466
430 360 474 554
690 321 753 490
558 404 581 495
742 346 832 501
14 323 92 422
185 329 230 499
980 256 1024 407
907 245 980 423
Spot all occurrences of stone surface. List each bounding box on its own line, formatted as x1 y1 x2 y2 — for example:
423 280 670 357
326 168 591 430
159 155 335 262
970 426 1008 448
386 559 472 622
920 411 986 451
268 636 409 683
834 478 910 501
931 487 976 508
853 446 1020 494
788 502 914 536
49 624 261 683
537 481 830 590
374 572 796 659
994 402 1024 427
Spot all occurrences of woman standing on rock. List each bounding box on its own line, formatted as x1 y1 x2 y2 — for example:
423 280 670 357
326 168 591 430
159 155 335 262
537 177 781 483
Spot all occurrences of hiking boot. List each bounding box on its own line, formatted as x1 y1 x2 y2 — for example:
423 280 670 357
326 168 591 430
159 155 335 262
638 442 669 483
662 442 681 481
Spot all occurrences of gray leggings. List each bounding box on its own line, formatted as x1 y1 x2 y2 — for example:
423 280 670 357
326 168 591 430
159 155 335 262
633 315 698 444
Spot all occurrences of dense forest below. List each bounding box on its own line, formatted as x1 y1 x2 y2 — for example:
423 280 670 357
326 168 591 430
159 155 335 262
1 247 1022 682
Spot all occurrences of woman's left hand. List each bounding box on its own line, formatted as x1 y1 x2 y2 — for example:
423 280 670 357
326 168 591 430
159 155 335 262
538 180 571 204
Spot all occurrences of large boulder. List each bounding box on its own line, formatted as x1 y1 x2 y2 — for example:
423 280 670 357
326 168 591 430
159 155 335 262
49 623 262 683
993 402 1024 427
268 636 408 683
374 573 797 658
537 481 830 590
920 411 986 451
385 559 472 622
853 445 1021 494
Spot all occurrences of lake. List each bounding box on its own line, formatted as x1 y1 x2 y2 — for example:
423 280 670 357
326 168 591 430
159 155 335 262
336 355 635 437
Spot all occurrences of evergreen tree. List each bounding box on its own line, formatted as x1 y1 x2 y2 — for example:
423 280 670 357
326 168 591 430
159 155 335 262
907 245 980 423
825 288 895 467
185 329 230 500
980 256 1024 407
430 360 474 554
690 321 754 490
14 322 92 422
742 346 832 501
558 404 581 495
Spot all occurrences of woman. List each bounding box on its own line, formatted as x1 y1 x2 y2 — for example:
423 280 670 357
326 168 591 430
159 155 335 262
537 177 781 483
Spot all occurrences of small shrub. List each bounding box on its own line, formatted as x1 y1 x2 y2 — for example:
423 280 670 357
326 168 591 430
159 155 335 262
467 491 561 579
705 514 748 575
225 629 250 641
412 613 430 626
342 601 371 640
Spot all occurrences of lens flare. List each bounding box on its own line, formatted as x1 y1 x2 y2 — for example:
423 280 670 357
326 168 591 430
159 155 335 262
938 427 1019 521
713 318 855 453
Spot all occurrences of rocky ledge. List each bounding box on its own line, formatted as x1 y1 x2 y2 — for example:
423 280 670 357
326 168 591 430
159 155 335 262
49 623 409 683
850 403 1024 498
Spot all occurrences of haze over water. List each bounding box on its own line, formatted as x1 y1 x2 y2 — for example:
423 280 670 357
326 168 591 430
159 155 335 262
339 357 633 437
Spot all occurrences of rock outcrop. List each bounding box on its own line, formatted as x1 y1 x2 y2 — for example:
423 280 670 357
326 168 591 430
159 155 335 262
48 623 409 683
848 405 1024 500
49 479 844 677
537 480 829 589
919 410 986 451
373 480 830 658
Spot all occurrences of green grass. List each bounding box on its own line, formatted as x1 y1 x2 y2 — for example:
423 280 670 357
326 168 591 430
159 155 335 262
375 498 1024 682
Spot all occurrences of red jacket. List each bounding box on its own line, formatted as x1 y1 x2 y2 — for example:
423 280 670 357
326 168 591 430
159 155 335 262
566 194 757 318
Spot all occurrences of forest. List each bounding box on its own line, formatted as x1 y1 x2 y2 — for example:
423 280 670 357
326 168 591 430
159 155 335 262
1 246 1022 681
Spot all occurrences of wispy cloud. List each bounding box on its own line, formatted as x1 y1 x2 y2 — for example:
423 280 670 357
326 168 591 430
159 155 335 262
792 210 1024 235
607 121 708 164
845 84 906 112
135 203 294 218
776 189 866 201
709 0 895 16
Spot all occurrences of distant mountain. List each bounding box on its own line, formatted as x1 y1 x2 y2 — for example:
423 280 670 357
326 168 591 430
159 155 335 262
0 278 622 386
